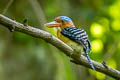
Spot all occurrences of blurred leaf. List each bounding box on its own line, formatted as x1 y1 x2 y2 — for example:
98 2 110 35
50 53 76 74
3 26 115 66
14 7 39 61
111 19 120 31
90 23 104 38
96 72 106 80
91 39 103 53
107 59 117 69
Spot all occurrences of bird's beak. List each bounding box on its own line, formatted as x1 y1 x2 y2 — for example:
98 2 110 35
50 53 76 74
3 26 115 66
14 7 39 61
44 21 61 28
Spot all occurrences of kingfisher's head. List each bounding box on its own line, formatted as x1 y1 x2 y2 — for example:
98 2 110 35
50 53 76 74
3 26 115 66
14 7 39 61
44 16 75 29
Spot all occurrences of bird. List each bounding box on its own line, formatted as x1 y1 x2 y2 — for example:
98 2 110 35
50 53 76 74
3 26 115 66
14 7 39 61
44 16 95 70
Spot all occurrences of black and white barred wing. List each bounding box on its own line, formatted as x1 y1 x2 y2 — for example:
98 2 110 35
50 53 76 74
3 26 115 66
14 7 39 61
61 27 91 52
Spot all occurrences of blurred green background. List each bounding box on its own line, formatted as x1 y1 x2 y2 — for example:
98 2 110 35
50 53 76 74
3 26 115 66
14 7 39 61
0 0 120 80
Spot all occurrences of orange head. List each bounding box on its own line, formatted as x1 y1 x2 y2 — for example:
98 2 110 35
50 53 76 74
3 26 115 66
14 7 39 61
44 16 75 29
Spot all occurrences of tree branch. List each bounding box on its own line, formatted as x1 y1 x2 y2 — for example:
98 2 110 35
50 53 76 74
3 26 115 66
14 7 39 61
0 14 120 79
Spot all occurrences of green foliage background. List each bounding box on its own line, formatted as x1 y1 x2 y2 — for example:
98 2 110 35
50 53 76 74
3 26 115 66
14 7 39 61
0 0 120 80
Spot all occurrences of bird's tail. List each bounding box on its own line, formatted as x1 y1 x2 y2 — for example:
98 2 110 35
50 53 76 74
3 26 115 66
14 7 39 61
85 48 95 70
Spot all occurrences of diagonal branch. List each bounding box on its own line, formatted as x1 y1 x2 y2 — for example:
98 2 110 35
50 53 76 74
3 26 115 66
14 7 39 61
0 14 120 79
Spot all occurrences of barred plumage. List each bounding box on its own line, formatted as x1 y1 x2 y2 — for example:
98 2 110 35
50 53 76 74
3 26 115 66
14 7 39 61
61 27 90 50
45 16 95 70
61 27 95 70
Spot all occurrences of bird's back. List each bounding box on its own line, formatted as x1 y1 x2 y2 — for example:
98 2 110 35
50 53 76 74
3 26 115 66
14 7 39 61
61 27 91 52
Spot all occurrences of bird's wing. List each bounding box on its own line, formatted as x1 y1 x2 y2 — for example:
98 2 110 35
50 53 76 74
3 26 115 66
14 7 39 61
61 27 91 51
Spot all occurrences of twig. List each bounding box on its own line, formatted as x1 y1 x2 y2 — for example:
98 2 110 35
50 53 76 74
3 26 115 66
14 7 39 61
0 14 120 79
28 0 46 28
2 0 14 14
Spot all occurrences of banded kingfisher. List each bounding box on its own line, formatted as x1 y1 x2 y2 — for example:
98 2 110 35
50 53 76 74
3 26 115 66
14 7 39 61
44 16 95 70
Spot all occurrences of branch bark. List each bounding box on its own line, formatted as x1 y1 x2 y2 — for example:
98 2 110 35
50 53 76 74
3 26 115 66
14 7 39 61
0 14 120 79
